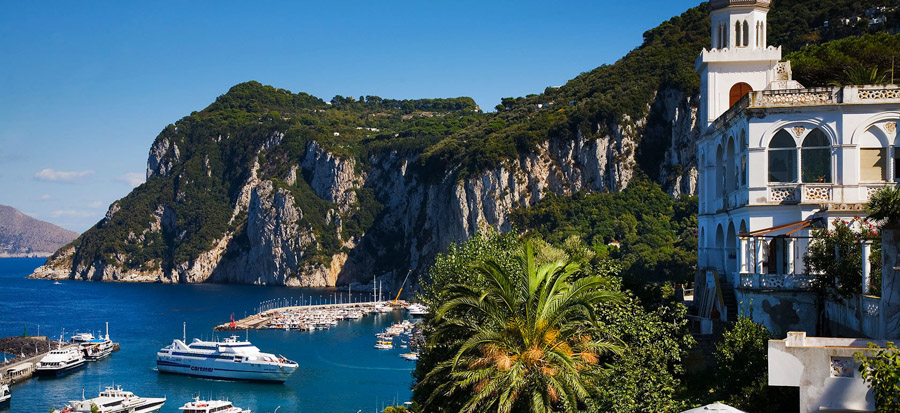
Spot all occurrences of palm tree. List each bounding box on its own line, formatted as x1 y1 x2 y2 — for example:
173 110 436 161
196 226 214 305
422 242 623 412
831 65 889 86
868 186 900 228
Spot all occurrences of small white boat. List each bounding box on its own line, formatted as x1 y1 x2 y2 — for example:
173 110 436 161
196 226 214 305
179 397 249 413
0 384 10 408
400 352 419 361
374 340 393 350
407 303 429 316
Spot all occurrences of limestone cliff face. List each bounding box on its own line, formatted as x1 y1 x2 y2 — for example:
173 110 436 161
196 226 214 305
651 88 701 196
30 85 700 287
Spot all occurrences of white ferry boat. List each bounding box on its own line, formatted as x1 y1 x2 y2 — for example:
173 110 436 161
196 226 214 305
156 335 298 382
55 385 165 413
0 384 10 408
35 347 85 377
179 397 249 413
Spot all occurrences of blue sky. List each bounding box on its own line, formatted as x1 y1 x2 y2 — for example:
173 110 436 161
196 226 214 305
0 0 701 232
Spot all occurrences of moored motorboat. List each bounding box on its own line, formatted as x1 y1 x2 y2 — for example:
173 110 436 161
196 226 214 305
73 323 115 361
54 385 165 413
400 352 419 361
406 303 429 316
0 384 10 408
374 340 393 350
157 332 298 382
35 347 85 377
179 397 249 413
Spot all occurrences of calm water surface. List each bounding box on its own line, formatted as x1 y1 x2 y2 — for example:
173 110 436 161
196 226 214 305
0 258 416 412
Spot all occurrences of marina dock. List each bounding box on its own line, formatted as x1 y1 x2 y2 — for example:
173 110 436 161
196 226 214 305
0 336 120 386
215 300 409 331
0 337 75 385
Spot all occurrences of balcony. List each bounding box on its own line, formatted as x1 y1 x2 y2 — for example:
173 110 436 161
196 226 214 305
766 184 833 204
739 273 816 290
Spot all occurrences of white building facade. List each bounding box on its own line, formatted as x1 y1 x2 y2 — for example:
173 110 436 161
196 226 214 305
694 0 900 331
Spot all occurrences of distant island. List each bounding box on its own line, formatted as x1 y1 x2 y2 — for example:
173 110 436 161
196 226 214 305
0 204 78 257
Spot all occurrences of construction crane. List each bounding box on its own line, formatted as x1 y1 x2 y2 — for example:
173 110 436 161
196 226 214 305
392 269 413 307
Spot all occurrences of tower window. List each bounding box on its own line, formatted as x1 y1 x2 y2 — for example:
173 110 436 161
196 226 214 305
743 21 749 48
735 23 741 47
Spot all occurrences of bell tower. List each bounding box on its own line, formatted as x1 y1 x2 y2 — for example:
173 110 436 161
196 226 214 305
696 0 781 132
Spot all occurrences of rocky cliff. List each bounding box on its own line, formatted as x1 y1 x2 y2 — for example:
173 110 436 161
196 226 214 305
29 4 711 286
29 82 700 286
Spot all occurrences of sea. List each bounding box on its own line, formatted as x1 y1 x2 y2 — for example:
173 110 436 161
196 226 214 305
0 258 416 413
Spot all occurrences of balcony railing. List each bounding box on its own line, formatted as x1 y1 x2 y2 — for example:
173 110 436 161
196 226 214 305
801 184 832 203
739 273 816 290
766 184 833 204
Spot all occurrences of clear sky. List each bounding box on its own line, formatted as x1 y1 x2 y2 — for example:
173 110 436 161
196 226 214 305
0 0 701 232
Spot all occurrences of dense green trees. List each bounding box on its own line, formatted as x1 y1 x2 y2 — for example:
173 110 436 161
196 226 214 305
510 179 697 284
413 230 695 412
787 32 900 87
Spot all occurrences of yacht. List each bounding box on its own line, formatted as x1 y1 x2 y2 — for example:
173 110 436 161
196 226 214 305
157 335 298 382
400 352 419 361
374 340 393 350
0 384 10 408
56 385 165 413
179 397 249 413
406 303 429 316
71 324 115 361
35 346 85 377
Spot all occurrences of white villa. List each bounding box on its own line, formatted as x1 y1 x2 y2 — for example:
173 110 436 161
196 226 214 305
693 0 900 335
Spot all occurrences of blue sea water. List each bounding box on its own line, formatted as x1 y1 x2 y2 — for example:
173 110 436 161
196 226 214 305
0 258 416 412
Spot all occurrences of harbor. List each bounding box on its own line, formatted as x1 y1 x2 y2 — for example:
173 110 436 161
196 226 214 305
0 258 420 412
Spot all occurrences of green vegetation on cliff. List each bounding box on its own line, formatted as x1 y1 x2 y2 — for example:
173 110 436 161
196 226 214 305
48 0 900 283
510 179 698 284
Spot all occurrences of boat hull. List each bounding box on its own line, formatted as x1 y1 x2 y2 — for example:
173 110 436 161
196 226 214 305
156 358 295 383
34 360 85 377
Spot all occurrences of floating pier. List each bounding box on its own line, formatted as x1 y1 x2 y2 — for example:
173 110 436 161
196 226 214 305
215 300 409 331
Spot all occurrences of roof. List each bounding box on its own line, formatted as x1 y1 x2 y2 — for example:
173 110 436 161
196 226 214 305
709 0 771 11
681 402 748 413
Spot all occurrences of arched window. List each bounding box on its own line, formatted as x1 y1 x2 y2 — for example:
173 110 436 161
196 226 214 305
743 21 750 47
729 82 752 107
801 129 831 183
735 23 742 47
861 126 887 182
768 130 797 183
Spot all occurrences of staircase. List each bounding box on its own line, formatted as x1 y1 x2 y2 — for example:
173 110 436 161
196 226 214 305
719 274 738 323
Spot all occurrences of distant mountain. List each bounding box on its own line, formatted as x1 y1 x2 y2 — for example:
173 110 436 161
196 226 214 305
0 205 78 257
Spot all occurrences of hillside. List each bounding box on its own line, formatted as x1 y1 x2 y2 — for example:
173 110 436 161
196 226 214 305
0 205 78 257
30 0 900 286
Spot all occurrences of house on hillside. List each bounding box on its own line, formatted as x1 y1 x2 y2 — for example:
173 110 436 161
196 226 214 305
693 0 900 338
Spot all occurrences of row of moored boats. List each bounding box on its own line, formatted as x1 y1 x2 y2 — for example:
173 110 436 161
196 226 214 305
50 387 247 413
11 303 430 412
